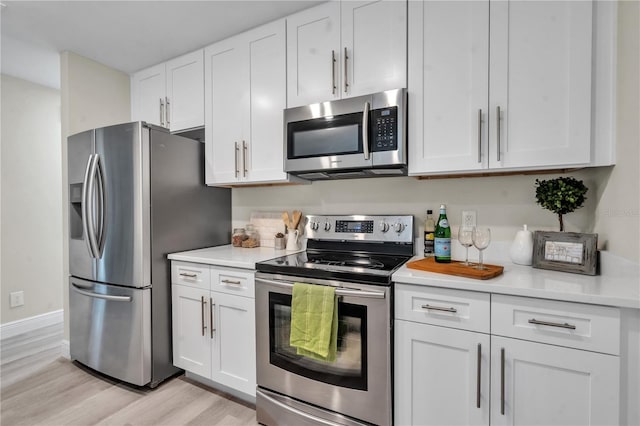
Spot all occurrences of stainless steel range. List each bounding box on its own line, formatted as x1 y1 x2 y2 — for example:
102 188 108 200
255 214 414 426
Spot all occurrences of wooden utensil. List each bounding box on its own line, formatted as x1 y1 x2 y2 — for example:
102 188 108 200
291 210 302 230
282 211 291 229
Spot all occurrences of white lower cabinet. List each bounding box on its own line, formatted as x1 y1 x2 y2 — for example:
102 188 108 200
491 336 619 426
395 320 490 426
394 284 621 426
171 262 256 398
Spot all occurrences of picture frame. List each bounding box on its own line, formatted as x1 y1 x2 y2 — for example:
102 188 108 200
532 231 598 275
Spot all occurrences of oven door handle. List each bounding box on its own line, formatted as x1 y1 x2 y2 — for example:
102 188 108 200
256 278 385 299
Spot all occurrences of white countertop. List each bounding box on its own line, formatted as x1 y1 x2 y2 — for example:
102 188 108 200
392 252 640 309
168 245 297 270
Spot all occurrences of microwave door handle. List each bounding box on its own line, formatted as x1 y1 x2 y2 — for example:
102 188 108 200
363 101 370 160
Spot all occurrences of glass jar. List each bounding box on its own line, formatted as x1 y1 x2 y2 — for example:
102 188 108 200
232 228 247 247
243 224 260 248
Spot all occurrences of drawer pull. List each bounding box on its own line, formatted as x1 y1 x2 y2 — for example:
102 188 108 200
179 272 198 278
421 304 457 313
528 318 576 330
221 279 242 286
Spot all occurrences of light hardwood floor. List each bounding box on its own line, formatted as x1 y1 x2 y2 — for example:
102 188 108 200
0 358 258 425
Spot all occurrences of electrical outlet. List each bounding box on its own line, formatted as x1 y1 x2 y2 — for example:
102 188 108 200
462 210 477 227
10 291 24 308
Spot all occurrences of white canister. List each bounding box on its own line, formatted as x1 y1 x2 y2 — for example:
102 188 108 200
286 229 299 251
509 225 534 266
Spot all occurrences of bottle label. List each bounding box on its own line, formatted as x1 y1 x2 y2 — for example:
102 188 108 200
434 238 451 257
439 219 450 229
424 231 435 255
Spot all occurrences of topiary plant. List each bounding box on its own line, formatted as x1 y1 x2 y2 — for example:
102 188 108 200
535 177 588 232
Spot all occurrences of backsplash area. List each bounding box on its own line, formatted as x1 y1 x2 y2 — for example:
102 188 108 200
231 166 635 262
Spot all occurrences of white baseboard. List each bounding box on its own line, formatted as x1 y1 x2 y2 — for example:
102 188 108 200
0 310 64 340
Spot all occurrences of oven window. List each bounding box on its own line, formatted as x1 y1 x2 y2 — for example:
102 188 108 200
287 112 363 159
268 292 367 391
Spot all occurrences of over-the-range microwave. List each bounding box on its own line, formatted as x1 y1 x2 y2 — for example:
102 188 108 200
284 88 407 180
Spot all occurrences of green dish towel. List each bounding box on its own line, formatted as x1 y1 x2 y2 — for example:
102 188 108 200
289 283 338 362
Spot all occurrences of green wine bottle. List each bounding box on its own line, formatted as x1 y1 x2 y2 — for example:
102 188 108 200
434 204 451 263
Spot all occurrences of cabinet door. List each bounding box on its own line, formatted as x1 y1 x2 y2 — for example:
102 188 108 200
204 38 248 185
491 336 619 426
286 1 341 107
131 63 165 127
341 0 407 98
489 0 593 169
171 285 211 378
245 20 288 183
395 320 490 426
408 0 489 175
166 50 204 132
210 292 256 397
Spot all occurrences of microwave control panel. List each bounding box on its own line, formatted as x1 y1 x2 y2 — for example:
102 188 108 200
371 107 398 152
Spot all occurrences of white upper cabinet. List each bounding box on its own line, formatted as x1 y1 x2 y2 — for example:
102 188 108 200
409 0 613 176
205 19 295 186
287 0 407 107
131 50 204 132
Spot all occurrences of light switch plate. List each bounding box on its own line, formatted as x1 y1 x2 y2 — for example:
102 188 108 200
10 291 24 308
462 210 477 227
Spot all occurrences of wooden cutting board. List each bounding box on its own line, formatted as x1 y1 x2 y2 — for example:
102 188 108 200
406 257 504 280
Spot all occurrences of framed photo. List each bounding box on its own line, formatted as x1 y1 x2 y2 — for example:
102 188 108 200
532 231 598 275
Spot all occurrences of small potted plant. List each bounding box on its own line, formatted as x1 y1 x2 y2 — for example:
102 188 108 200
535 177 588 232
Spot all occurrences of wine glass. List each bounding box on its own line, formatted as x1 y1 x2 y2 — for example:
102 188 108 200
472 227 491 270
458 226 474 266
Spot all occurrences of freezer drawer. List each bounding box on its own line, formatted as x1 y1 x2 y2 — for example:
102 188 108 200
69 277 151 386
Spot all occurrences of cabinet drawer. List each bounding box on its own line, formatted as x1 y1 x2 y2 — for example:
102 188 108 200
211 266 255 298
171 261 210 289
491 294 620 355
395 284 490 333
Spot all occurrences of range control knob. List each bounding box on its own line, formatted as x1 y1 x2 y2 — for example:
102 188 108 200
379 222 390 233
394 222 405 234
309 221 319 231
324 221 332 231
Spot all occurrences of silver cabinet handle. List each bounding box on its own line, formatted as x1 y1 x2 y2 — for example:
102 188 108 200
210 297 215 338
501 347 505 415
363 101 370 160
71 284 132 302
201 296 207 337
528 318 576 330
477 109 483 163
242 140 248 177
421 304 457 313
81 154 96 259
496 106 501 162
159 98 165 126
477 343 482 408
179 272 198 278
344 47 349 93
234 142 239 178
165 96 170 127
221 279 242 286
331 50 337 95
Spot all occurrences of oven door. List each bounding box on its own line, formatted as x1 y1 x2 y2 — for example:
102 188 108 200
255 273 392 426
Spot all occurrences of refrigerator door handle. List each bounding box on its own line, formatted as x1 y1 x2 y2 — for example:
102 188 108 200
85 153 101 259
94 154 107 258
71 283 132 302
81 154 97 258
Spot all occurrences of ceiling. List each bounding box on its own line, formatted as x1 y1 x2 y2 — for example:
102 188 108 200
1 1 322 77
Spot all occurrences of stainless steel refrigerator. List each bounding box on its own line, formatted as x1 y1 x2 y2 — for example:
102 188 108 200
68 121 230 387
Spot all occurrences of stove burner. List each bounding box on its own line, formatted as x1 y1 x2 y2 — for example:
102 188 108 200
306 258 386 270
